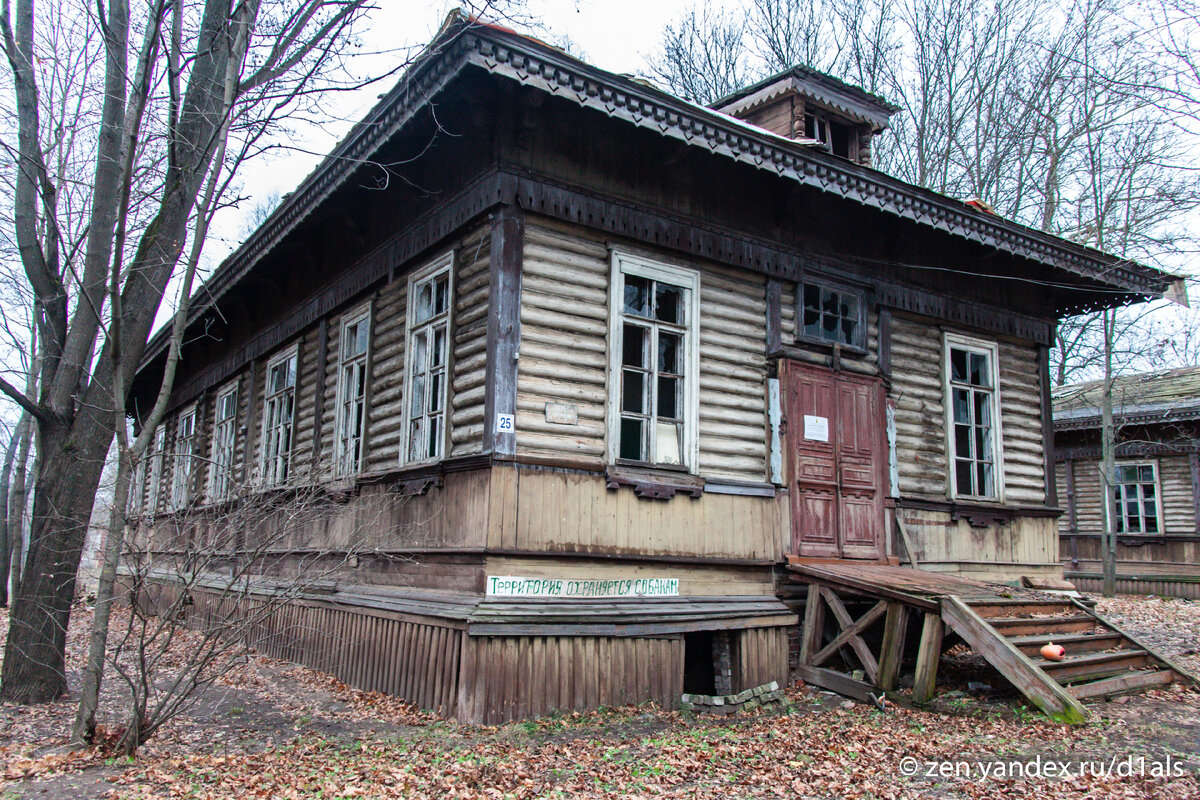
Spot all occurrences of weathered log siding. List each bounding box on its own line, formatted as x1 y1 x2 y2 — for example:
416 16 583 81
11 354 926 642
458 633 684 724
1067 457 1196 536
291 329 322 481
500 466 782 563
889 314 1046 503
517 223 609 465
1059 455 1199 597
451 227 491 456
998 341 1047 505
366 277 407 472
516 218 768 482
698 267 768 480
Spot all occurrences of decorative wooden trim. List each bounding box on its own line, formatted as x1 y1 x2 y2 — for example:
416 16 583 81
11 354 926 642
1039 345 1057 507
241 358 259 487
484 205 524 458
895 497 1062 519
1055 441 1200 460
605 467 704 500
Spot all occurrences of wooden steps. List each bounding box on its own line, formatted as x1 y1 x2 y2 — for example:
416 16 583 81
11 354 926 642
784 562 1197 723
961 597 1185 708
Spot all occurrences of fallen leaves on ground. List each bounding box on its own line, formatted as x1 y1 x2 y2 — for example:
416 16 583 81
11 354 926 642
2 595 1199 799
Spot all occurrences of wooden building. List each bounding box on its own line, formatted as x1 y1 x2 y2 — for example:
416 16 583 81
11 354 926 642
1056 367 1200 598
126 16 1181 722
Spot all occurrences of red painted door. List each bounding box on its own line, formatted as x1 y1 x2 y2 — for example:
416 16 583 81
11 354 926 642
785 362 885 559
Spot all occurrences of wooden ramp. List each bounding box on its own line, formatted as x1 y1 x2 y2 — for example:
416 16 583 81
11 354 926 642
785 558 1197 723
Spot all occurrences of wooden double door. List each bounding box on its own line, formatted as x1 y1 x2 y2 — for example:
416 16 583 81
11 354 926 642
784 361 886 559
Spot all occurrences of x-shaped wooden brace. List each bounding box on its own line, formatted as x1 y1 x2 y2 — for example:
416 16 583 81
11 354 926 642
802 585 886 684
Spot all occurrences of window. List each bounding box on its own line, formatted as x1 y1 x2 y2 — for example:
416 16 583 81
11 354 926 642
797 280 863 348
335 308 371 477
261 348 297 486
803 111 854 159
404 257 452 464
608 253 699 470
147 426 165 513
943 335 1002 500
208 383 238 501
1111 462 1161 534
171 406 198 509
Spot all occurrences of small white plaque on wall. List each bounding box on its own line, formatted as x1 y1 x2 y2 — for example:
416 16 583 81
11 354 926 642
496 413 515 433
544 402 578 425
803 414 829 442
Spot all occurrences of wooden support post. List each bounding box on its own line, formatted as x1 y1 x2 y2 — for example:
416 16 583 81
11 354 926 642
800 584 825 663
484 205 524 459
877 602 909 692
912 611 943 704
895 516 920 568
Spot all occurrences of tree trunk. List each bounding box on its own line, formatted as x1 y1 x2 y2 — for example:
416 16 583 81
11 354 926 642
9 409 34 598
0 406 113 702
0 424 20 607
72 445 132 742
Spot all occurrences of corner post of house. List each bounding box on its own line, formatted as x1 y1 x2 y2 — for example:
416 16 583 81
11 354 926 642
484 204 525 459
1038 342 1058 507
1190 451 1200 534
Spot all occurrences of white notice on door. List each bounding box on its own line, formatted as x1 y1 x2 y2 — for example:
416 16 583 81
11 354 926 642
803 414 829 442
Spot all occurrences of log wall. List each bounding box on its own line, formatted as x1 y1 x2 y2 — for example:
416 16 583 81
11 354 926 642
516 218 768 482
889 313 1046 504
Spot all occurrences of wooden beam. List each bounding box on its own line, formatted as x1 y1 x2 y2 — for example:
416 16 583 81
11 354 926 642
877 602 909 692
799 584 825 664
1039 344 1057 507
895 516 920 568
1067 669 1175 700
820 587 880 683
877 307 892 379
484 205 524 458
796 664 877 704
766 279 782 353
941 596 1088 723
912 611 943 704
810 600 887 669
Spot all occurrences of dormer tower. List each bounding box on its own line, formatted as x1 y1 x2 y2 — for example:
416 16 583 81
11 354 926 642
712 67 899 167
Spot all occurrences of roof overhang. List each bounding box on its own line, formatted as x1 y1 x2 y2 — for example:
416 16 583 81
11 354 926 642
713 74 896 131
139 15 1183 370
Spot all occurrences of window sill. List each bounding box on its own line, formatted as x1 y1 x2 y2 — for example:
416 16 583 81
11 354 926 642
606 465 704 500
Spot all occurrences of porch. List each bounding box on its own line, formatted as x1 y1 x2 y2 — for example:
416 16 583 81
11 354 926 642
782 557 1198 722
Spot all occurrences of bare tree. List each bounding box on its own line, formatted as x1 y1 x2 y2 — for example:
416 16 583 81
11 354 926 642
647 6 755 104
0 0 381 704
80 476 391 754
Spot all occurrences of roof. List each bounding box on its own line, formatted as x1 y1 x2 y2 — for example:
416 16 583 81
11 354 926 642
1053 366 1200 430
138 13 1183 371
712 65 901 130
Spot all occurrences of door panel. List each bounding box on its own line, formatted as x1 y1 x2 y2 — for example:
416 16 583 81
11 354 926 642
786 362 885 559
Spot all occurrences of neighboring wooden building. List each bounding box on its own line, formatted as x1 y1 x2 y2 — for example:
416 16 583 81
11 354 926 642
1056 367 1200 598
126 16 1180 722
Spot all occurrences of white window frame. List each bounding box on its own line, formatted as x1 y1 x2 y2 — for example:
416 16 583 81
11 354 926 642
147 425 166 514
334 304 372 478
171 404 198 510
942 333 1005 501
208 380 239 502
1108 460 1164 535
402 253 454 465
606 250 700 473
260 346 299 487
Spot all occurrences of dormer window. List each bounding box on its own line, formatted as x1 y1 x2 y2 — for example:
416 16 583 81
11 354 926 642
804 112 855 160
